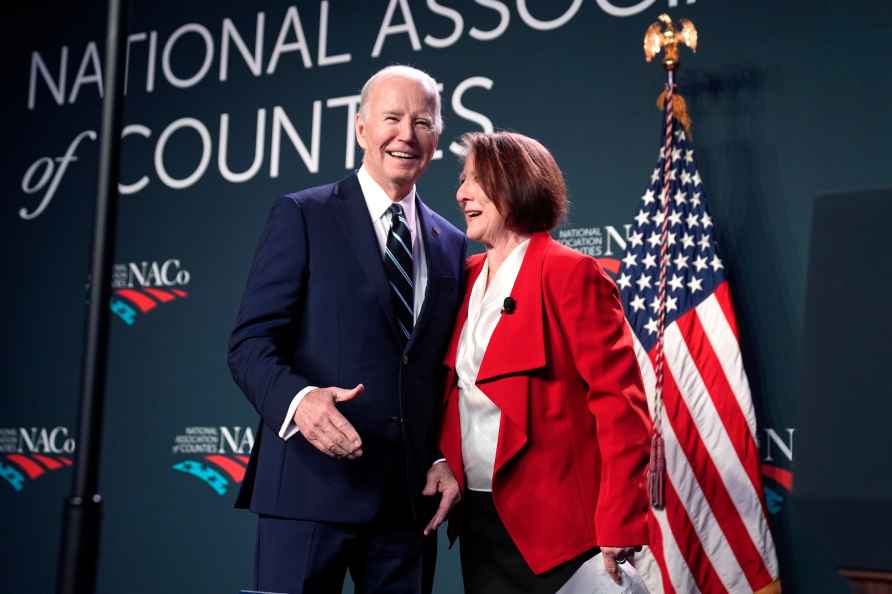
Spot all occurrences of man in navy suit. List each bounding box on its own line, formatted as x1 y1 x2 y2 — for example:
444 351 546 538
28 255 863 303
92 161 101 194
228 66 466 594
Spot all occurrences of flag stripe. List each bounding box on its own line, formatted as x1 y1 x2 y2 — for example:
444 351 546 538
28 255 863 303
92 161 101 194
657 360 751 592
713 282 740 341
646 509 690 594
663 324 773 590
662 479 728 593
683 304 763 492
697 289 758 439
633 335 737 593
678 311 778 582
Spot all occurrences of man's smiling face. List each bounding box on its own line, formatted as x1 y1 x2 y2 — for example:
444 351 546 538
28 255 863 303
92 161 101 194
355 74 440 201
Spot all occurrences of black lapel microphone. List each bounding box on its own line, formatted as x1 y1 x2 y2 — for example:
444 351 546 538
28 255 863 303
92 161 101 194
501 297 516 314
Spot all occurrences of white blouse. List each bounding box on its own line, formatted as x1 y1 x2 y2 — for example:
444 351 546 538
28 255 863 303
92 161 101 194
457 239 530 492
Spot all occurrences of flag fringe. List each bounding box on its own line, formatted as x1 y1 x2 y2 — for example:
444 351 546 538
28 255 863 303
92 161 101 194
755 579 782 594
656 90 693 138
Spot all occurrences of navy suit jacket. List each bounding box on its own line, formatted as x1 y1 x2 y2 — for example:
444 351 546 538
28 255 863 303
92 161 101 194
228 173 466 524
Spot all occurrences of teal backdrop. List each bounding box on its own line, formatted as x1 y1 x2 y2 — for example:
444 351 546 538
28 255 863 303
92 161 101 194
2 1 890 593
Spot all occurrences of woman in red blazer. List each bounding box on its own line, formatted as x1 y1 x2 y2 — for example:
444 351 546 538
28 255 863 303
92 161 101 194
440 131 651 593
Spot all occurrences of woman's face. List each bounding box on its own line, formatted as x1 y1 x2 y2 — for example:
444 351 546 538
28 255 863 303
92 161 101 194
456 154 507 247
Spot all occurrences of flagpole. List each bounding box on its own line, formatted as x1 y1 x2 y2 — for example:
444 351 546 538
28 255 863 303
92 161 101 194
642 14 698 510
648 69 675 510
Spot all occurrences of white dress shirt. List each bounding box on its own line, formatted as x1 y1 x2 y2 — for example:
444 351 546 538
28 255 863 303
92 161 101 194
457 239 530 491
278 166 428 440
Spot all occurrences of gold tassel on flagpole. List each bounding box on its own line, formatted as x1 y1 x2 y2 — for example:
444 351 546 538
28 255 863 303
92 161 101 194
656 90 693 139
645 13 698 139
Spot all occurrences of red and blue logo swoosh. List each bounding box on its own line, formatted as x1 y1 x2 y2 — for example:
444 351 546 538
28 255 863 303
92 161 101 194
172 454 249 496
1 454 73 491
111 288 188 325
761 464 793 514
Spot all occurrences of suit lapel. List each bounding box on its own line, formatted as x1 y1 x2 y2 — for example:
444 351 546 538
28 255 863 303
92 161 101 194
409 197 442 349
332 174 399 344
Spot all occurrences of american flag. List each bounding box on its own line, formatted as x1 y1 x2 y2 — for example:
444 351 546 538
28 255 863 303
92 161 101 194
618 118 781 593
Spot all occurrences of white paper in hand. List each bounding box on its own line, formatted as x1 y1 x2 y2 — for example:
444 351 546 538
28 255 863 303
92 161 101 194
556 553 650 594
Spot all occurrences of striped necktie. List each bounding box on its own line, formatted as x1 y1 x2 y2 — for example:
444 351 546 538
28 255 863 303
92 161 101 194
383 203 414 344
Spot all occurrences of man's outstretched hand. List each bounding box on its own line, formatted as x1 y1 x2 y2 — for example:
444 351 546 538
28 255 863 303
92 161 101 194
293 384 364 459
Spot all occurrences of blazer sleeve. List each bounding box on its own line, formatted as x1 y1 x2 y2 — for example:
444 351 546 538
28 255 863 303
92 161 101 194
228 196 313 435
556 257 650 546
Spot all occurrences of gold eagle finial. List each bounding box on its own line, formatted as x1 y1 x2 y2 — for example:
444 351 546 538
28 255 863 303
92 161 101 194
644 13 698 70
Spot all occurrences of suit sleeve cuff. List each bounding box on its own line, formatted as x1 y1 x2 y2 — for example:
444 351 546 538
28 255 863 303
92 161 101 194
278 385 318 440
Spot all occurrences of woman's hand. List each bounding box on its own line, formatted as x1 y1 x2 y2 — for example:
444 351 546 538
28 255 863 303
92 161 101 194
421 461 461 536
600 546 637 585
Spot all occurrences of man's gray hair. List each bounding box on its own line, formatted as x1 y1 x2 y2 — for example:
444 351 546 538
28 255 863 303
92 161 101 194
358 65 443 134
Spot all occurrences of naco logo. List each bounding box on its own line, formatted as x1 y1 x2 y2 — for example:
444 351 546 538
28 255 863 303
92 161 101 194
171 426 253 496
111 258 190 325
556 223 631 275
759 427 794 515
0 426 76 492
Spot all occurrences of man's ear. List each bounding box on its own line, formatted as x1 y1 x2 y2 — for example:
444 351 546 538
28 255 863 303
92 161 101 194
354 112 367 150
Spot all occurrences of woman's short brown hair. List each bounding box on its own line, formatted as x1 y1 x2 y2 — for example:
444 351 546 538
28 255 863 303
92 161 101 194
460 131 568 233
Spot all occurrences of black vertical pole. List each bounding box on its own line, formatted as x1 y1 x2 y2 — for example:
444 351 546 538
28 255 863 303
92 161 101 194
56 0 127 592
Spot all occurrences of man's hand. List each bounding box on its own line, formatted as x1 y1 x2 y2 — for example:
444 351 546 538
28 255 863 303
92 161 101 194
421 462 461 536
293 384 364 459
600 546 638 585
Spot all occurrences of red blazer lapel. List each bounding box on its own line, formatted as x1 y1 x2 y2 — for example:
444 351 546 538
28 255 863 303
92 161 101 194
475 232 550 475
476 232 549 383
